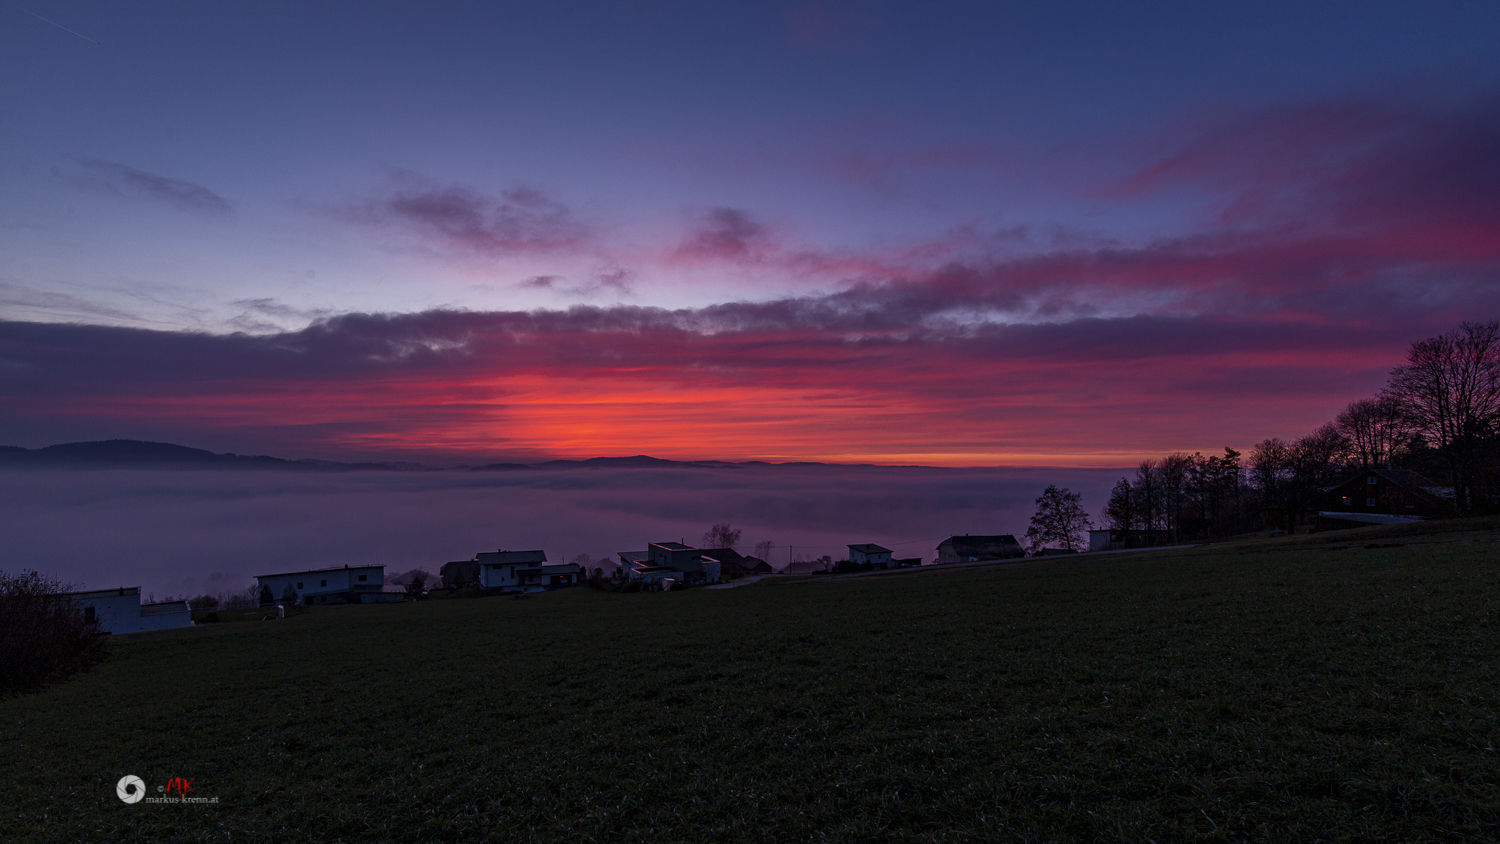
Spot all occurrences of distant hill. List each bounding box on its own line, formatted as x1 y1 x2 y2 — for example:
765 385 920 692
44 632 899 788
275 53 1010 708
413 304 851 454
0 440 432 471
0 439 763 472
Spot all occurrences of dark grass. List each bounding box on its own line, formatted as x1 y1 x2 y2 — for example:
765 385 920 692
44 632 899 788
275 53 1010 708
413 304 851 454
4 522 1500 842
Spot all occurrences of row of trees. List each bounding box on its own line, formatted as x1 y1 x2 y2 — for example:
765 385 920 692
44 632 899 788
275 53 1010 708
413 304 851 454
1100 322 1500 542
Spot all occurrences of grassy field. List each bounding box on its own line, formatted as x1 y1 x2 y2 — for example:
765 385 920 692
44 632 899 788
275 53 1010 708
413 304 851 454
5 521 1500 842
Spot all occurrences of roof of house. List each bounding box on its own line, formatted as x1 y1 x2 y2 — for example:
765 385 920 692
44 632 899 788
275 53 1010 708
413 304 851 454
649 542 696 551
478 550 547 565
256 564 384 579
742 556 773 570
700 547 746 565
619 550 650 563
938 535 1023 556
848 543 892 554
58 586 139 600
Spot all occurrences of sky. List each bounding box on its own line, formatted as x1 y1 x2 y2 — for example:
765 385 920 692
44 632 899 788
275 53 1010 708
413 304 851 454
3 1 1499 465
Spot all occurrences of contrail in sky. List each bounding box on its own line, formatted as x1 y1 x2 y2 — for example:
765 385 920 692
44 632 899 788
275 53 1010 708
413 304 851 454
10 3 100 44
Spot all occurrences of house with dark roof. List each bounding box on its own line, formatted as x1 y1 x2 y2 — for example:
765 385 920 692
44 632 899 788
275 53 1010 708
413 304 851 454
1318 467 1453 529
847 543 893 568
439 558 480 589
936 534 1025 564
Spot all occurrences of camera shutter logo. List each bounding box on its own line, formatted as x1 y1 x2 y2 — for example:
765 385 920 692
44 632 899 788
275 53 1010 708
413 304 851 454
116 775 146 804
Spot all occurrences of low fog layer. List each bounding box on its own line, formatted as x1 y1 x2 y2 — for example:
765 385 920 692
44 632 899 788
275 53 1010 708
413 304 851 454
0 464 1126 597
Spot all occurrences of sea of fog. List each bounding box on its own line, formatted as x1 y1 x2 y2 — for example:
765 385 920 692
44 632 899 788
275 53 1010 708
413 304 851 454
0 464 1128 598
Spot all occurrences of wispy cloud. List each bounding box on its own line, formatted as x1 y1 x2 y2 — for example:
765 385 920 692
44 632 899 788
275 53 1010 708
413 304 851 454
71 158 232 214
347 175 588 258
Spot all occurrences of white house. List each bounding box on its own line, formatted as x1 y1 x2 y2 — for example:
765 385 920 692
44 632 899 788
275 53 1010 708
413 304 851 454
847 543 894 568
477 550 583 592
617 542 721 586
61 587 193 634
254 564 400 605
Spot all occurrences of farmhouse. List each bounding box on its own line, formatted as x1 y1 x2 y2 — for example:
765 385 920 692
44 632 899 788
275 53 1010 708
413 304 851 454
936 534 1025 564
1322 468 1451 519
439 558 480 589
255 564 401 606
476 549 583 592
58 587 193 634
847 543 894 568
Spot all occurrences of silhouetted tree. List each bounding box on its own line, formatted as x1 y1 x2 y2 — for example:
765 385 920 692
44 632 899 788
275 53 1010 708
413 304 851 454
1336 395 1414 470
1133 460 1161 544
1 569 105 696
1104 478 1136 536
280 583 298 605
1385 321 1500 512
1025 485 1093 553
703 523 742 550
405 570 427 599
753 540 774 561
257 583 274 607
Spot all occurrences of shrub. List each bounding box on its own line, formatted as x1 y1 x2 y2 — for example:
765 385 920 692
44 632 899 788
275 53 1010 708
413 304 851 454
0 569 105 697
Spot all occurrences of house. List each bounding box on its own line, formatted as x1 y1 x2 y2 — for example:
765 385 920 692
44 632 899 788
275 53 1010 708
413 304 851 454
1322 468 1452 520
936 535 1025 564
476 549 582 592
741 555 775 575
58 587 193 634
1088 529 1159 551
847 543 894 568
617 541 721 586
439 558 480 589
255 564 401 606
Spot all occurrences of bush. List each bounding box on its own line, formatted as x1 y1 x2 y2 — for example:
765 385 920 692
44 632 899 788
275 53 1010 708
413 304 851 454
0 569 106 697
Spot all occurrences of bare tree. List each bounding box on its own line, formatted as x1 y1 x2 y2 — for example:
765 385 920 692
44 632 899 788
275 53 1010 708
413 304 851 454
1160 452 1193 543
753 539 774 560
1250 438 1292 531
1133 459 1160 544
1335 395 1413 470
1103 477 1136 536
1025 485 1093 553
703 523 742 550
1385 321 1500 512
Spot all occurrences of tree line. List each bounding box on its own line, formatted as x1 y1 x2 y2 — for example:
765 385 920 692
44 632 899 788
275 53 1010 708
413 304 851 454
1101 321 1500 543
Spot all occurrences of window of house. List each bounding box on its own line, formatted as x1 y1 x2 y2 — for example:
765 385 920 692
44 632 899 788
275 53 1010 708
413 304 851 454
1366 498 1376 507
1341 496 1351 506
1367 475 1378 484
320 579 327 587
358 575 367 582
297 582 303 589
84 606 96 623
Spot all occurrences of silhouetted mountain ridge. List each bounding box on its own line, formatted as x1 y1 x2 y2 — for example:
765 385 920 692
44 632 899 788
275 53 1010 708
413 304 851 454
0 439 899 472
